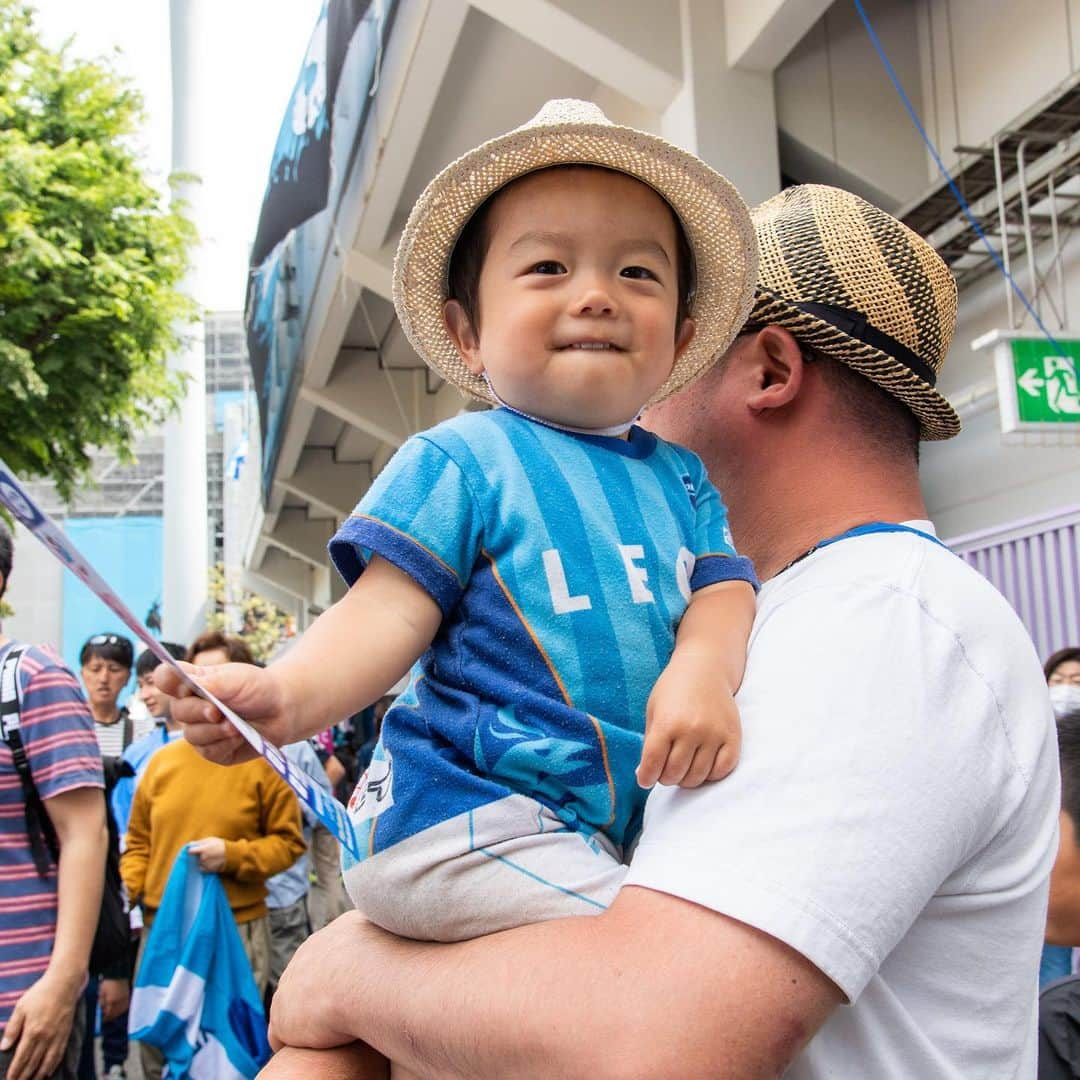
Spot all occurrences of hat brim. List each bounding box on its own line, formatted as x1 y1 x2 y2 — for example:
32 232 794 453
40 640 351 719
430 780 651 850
393 120 758 406
749 290 962 440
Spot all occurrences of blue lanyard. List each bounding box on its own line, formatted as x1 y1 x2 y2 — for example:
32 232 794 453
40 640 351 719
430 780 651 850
779 521 949 576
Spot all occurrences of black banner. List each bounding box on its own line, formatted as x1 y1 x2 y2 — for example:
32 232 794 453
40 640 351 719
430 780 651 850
246 0 395 495
250 0 373 268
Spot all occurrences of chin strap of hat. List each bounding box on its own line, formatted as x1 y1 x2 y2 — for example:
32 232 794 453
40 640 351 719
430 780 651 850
481 374 641 437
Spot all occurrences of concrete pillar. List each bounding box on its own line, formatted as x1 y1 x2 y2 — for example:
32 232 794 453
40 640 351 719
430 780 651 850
662 0 781 207
163 0 210 643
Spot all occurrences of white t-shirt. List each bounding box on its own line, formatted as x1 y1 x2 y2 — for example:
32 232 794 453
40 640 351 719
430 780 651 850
626 521 1059 1078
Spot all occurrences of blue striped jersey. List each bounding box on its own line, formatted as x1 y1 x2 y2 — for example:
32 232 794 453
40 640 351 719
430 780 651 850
329 409 756 859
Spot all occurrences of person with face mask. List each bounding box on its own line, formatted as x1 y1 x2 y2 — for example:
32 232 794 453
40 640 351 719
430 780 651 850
1039 697 1080 1078
1047 648 1080 724
1039 646 1080 992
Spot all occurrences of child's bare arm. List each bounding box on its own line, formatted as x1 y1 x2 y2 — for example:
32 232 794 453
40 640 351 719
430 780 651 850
157 555 441 762
636 580 755 789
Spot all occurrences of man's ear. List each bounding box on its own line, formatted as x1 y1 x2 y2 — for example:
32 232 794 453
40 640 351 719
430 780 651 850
443 300 483 375
743 325 805 413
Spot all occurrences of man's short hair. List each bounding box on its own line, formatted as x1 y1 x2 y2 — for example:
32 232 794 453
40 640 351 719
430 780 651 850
135 641 188 678
188 629 255 665
79 633 134 670
1058 707 1080 838
801 343 921 465
0 520 12 601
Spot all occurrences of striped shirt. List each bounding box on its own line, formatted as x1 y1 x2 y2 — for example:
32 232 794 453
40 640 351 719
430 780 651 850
330 409 757 860
0 642 104 1026
93 710 153 761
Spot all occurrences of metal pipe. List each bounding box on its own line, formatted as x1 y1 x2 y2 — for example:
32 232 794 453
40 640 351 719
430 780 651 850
950 376 999 421
1049 173 1069 330
1016 138 1041 325
993 135 1015 328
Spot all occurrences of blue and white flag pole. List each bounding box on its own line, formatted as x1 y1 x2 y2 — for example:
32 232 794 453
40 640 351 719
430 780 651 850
0 460 359 858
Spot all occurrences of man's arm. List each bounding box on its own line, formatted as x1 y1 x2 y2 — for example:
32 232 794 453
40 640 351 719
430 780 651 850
231 769 306 882
1 786 107 1080
270 886 841 1080
1045 810 1080 945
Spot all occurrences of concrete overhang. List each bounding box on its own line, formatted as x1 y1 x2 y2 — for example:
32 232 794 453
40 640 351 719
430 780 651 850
249 0 829 603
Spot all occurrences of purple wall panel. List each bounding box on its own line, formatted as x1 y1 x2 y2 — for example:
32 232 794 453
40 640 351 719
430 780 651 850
953 515 1080 664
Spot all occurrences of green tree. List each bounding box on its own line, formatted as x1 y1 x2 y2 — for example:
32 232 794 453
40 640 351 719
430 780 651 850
0 1 196 500
205 562 293 664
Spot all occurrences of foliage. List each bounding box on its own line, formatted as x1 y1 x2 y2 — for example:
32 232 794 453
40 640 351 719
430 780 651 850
0 1 196 500
205 562 293 664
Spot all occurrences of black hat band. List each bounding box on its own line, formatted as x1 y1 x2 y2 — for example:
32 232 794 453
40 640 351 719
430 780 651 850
794 301 938 388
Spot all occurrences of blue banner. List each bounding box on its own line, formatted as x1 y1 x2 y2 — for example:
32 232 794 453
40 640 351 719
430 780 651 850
129 848 270 1078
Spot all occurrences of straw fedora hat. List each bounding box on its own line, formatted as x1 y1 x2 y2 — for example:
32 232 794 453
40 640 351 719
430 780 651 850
747 184 960 440
393 98 758 407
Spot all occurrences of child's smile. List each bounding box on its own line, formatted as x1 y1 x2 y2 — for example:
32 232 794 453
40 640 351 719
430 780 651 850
444 167 695 432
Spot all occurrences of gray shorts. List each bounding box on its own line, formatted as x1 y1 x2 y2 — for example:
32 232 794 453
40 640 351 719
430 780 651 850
344 793 628 941
267 896 310 988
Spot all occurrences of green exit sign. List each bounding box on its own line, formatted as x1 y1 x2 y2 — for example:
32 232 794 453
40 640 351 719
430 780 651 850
982 331 1080 441
1009 338 1080 423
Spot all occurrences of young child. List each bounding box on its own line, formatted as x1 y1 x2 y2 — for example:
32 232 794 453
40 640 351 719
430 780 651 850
174 100 759 942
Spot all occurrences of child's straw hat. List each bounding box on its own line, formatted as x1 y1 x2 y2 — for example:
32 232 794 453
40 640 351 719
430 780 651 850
392 98 758 406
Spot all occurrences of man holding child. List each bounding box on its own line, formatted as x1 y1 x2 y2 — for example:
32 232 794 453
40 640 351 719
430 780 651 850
165 103 1058 1077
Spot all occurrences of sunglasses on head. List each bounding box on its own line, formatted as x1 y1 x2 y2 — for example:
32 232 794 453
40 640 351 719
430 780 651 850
89 634 126 647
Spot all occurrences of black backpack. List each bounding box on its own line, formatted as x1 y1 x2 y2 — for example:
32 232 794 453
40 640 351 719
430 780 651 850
0 644 130 977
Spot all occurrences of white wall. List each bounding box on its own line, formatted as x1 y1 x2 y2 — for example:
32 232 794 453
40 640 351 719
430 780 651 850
548 0 683 79
769 0 1080 538
3 523 64 653
774 0 930 207
917 0 1079 178
922 240 1080 538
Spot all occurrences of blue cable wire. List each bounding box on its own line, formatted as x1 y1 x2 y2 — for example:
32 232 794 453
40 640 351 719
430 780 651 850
853 0 1065 353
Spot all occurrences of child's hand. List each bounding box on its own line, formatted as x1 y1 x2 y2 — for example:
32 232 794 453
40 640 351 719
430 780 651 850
636 658 741 788
155 661 292 766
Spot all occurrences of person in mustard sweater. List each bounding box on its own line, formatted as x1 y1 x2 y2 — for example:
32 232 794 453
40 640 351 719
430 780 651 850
120 735 303 1077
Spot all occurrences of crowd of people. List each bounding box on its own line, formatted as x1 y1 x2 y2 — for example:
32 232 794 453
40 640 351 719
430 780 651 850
0 97 1077 1079
0 552 383 1078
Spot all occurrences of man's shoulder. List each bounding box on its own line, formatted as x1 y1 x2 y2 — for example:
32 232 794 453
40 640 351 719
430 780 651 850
1 641 89 724
769 531 1039 666
767 527 1013 621
757 529 1052 773
3 640 74 682
123 726 167 766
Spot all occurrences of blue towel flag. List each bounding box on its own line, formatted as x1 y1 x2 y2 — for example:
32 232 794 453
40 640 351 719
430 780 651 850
129 847 271 1078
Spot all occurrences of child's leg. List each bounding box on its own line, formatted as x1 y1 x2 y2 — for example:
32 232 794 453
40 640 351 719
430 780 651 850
345 793 627 941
